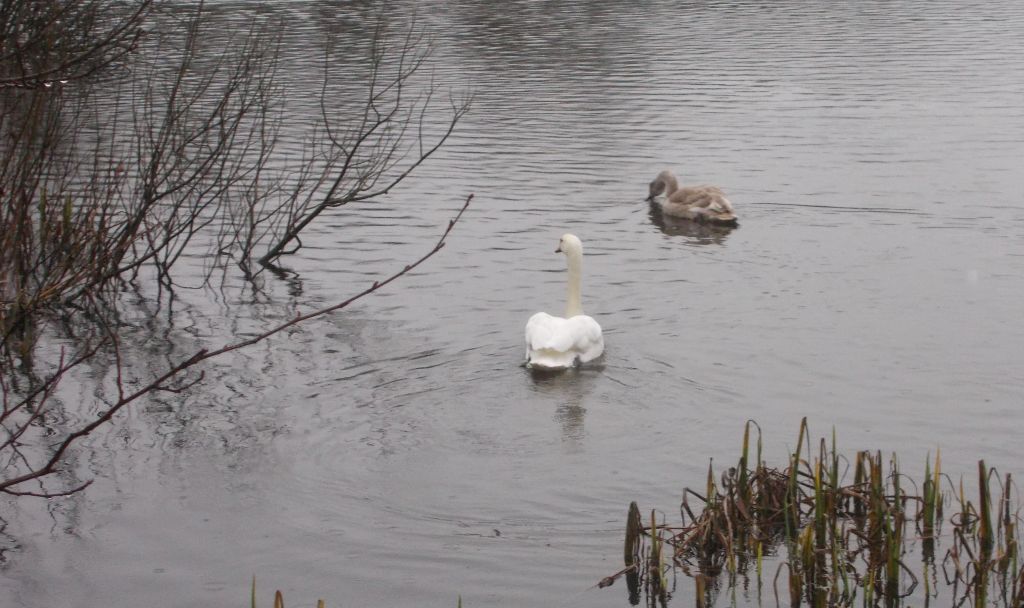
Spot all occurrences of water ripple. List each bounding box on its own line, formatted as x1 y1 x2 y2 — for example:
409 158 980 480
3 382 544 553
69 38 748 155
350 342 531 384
11 1 1024 607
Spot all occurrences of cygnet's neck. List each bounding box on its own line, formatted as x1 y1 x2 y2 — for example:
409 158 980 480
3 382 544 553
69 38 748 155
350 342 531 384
564 248 584 318
660 171 680 196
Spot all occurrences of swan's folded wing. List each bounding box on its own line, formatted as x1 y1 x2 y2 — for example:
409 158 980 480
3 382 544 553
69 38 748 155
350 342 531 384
525 313 604 367
670 186 734 213
566 315 605 363
525 312 577 352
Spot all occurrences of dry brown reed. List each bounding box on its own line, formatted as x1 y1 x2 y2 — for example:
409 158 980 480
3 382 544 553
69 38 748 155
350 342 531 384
603 419 1023 607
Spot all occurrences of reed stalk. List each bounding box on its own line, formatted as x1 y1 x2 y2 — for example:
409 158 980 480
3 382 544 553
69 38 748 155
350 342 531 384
610 421 1024 608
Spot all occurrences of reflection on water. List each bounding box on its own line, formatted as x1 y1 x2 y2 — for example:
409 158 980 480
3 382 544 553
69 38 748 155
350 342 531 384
528 366 601 444
4 1 1024 607
647 203 736 245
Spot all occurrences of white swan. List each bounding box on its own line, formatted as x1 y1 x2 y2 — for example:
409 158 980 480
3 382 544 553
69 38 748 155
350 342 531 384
647 169 739 226
524 234 604 370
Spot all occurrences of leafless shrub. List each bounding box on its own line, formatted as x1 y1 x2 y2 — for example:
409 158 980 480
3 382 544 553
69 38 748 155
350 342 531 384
0 0 471 498
0 195 471 498
0 0 149 89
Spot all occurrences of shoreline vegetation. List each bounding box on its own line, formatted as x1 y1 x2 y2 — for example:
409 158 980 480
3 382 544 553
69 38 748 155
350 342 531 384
602 419 1023 607
1 0 469 498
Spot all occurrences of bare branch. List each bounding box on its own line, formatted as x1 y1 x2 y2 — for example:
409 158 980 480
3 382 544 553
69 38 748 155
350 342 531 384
258 17 472 267
0 1 151 89
0 194 472 497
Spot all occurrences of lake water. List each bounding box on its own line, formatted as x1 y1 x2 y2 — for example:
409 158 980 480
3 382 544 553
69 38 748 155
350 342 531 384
4 1 1024 606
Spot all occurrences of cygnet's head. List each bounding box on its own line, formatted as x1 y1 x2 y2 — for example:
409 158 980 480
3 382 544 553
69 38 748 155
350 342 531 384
555 233 583 255
646 171 671 202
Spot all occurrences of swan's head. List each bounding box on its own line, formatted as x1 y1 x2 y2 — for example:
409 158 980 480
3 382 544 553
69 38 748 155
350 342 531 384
555 233 583 256
647 170 675 202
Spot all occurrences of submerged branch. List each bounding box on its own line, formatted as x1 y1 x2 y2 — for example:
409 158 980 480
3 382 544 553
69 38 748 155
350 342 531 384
0 194 472 498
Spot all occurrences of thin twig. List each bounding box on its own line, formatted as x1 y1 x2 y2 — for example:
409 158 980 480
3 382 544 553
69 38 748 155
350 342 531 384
0 194 471 496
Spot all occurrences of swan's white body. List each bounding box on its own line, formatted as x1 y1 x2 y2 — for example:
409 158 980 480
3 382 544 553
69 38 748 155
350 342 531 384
525 234 604 370
647 170 739 226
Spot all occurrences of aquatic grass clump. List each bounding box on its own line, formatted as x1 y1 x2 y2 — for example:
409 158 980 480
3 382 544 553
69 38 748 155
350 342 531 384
602 419 1024 607
943 462 1023 607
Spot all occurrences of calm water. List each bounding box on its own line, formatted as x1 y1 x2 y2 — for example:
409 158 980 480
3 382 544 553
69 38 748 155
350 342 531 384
4 1 1024 606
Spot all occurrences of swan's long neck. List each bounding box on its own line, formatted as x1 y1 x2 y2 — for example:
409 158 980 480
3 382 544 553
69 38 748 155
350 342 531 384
565 248 584 318
661 171 680 196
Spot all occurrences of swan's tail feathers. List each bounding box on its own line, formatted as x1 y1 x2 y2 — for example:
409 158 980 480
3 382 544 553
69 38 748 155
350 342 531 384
526 348 578 371
708 213 739 227
691 206 739 227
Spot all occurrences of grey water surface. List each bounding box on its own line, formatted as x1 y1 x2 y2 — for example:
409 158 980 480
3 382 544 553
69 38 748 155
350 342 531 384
4 1 1024 606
